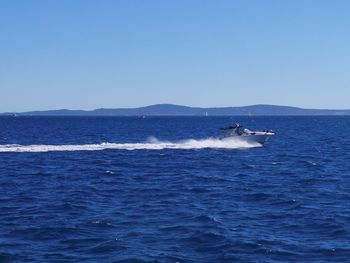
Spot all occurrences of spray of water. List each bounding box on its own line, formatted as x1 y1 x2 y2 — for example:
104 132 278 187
0 137 261 153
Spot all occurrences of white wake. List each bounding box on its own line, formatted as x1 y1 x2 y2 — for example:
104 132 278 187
0 137 261 153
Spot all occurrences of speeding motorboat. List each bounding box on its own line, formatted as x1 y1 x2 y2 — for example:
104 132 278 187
220 123 274 145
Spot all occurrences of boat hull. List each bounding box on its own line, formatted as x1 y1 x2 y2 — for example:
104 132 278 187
223 133 274 145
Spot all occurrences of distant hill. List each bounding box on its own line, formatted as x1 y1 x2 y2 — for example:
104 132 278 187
2 104 350 116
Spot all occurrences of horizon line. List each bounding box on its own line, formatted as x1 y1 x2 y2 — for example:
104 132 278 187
3 103 350 114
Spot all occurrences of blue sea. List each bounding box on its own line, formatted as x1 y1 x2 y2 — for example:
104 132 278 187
1 116 350 262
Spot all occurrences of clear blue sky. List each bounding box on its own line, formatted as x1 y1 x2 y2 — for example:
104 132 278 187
1 0 349 112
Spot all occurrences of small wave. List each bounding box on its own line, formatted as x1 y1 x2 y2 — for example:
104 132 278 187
0 137 261 153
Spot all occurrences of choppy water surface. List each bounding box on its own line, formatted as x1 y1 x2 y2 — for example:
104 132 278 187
1 116 350 262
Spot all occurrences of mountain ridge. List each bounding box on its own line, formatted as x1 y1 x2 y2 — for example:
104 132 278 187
2 104 350 116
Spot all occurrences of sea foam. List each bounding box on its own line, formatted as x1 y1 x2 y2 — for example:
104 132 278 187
0 137 261 153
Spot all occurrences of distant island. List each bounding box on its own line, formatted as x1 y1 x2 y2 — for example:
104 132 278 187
2 104 350 116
